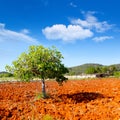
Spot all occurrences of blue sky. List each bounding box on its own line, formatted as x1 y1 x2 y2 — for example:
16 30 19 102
0 0 120 71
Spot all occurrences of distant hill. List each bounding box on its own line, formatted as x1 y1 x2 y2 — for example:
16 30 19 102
0 71 9 74
1 63 120 76
68 63 103 75
0 71 13 77
68 63 120 75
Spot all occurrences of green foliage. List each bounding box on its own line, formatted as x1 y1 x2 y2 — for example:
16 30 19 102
68 63 103 75
35 92 50 100
68 63 120 75
35 92 44 100
0 72 13 78
114 71 120 77
100 66 108 73
85 65 118 76
85 66 97 74
5 45 68 98
108 65 117 75
6 45 68 81
56 75 68 85
43 114 53 120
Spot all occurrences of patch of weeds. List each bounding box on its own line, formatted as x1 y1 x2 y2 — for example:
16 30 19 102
35 92 50 100
43 114 53 120
35 92 43 100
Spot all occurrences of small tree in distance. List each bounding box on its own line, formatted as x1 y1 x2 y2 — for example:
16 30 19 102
85 66 97 74
6 45 68 98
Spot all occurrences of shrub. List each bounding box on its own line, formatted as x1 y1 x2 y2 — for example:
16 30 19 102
114 71 120 78
43 114 53 120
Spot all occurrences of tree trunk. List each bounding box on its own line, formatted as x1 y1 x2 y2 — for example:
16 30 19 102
41 78 46 98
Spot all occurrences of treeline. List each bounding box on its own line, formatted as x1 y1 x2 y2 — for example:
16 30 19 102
85 65 116 75
0 72 13 78
68 64 120 77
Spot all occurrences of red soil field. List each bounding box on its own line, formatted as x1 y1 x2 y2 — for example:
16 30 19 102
0 78 120 120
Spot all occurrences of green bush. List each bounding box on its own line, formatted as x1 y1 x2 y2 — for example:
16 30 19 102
114 71 120 77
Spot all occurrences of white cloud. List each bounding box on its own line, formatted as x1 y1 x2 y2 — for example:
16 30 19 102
42 11 115 43
0 23 5 29
71 11 113 32
42 24 93 42
70 2 77 7
0 23 38 44
20 29 30 34
92 36 113 42
71 19 90 28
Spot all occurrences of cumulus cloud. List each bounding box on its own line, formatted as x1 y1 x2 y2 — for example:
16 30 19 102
71 11 113 32
42 24 93 42
0 23 38 44
92 36 113 42
42 11 115 42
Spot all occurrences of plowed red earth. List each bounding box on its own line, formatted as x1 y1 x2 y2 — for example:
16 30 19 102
0 78 120 120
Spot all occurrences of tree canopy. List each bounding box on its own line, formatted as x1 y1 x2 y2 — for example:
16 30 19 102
6 45 68 98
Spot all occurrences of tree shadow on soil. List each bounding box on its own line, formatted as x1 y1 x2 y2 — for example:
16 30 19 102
58 92 104 103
